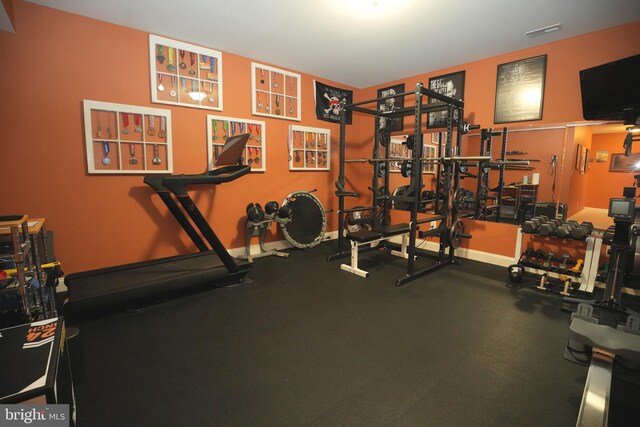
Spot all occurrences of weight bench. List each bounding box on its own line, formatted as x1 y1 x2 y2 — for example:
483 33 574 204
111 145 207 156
341 223 411 278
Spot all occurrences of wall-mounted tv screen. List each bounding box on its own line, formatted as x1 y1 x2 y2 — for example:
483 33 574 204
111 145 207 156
579 54 640 123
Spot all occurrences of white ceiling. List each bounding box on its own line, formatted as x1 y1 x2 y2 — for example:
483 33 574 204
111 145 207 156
24 0 640 88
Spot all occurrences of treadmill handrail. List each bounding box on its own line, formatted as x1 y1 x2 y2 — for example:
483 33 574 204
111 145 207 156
161 165 251 195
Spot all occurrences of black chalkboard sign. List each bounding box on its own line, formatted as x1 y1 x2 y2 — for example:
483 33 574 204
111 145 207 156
494 55 547 123
427 71 465 129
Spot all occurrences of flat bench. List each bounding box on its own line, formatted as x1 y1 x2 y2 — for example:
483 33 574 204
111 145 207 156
342 223 411 278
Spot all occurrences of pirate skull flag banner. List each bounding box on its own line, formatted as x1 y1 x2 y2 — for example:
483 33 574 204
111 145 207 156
314 80 353 124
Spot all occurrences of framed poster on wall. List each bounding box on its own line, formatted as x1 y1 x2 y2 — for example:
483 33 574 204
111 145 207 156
494 55 547 124
427 71 465 129
609 153 640 172
377 84 404 132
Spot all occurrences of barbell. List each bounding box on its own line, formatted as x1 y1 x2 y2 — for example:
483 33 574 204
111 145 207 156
345 155 493 164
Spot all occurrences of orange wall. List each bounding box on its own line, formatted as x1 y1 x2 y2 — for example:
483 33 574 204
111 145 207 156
0 1 350 273
586 132 635 207
0 1 639 274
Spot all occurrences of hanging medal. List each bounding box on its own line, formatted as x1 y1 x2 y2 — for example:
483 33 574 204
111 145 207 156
191 79 198 99
208 56 216 80
275 95 281 115
259 68 265 84
101 141 111 165
200 55 208 70
189 52 196 75
96 110 102 137
239 122 245 134
167 48 176 72
181 77 187 92
179 49 187 69
158 116 166 138
230 121 237 136
212 120 218 141
157 74 165 92
208 81 215 103
122 113 130 134
247 123 254 140
257 92 263 110
222 121 229 140
129 144 138 165
157 45 165 64
254 147 260 165
152 144 162 165
106 113 112 139
170 76 177 97
148 115 156 136
247 147 253 165
134 114 143 132
255 125 262 143
289 98 294 114
272 71 278 88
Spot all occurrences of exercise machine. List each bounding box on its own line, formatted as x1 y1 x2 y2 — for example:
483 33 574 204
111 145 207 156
564 194 640 426
64 134 253 316
329 83 478 286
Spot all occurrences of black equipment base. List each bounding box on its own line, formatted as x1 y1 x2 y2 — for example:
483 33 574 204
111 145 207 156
65 252 250 316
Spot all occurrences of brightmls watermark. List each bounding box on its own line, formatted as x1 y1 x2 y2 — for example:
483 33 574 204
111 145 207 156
0 405 69 426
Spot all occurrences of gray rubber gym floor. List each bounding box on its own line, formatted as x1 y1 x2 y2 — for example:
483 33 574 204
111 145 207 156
69 243 640 426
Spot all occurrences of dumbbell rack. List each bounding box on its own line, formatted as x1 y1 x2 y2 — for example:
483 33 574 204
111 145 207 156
514 228 603 293
239 206 291 262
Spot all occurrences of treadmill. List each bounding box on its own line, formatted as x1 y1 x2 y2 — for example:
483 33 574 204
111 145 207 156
65 134 252 316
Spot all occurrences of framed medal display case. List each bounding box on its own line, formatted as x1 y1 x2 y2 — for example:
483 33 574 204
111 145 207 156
150 34 223 111
206 115 266 172
288 125 330 171
83 100 173 174
251 63 301 121
388 135 436 174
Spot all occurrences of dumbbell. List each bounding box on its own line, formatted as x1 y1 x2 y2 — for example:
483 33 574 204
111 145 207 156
532 249 546 268
519 247 536 264
277 204 292 219
558 253 572 273
264 201 280 216
522 215 550 233
555 220 579 238
539 219 563 236
570 221 594 240
542 251 555 269
570 259 584 274
246 203 265 222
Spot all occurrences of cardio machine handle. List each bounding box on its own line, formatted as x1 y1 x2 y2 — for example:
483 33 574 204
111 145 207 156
159 165 251 196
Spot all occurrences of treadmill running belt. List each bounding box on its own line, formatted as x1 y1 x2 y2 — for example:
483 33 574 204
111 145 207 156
65 251 250 315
